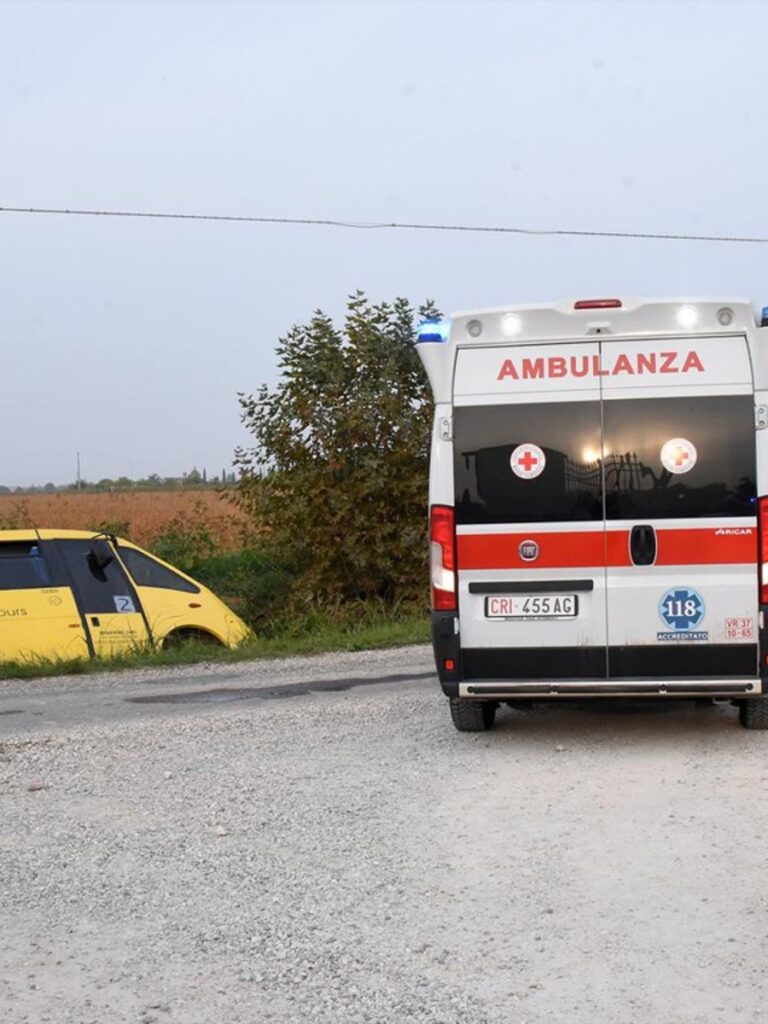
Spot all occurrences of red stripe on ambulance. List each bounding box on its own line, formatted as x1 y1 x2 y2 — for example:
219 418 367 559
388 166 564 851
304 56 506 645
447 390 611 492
457 527 756 570
654 527 756 566
457 531 605 570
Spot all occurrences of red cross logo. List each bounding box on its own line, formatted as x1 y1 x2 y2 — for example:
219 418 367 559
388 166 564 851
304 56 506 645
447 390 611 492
510 443 546 479
661 437 697 475
673 446 689 467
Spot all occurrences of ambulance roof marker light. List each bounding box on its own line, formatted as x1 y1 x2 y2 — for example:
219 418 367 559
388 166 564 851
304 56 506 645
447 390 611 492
677 304 700 330
501 313 522 337
573 298 623 310
417 318 451 343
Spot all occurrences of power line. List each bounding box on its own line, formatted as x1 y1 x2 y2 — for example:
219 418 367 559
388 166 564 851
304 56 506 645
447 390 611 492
1 203 768 244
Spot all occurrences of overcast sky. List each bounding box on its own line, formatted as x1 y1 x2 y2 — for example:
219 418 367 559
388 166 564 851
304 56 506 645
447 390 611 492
2 0 768 486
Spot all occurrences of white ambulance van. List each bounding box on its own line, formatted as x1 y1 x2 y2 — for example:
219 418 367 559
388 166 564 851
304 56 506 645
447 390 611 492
417 298 768 731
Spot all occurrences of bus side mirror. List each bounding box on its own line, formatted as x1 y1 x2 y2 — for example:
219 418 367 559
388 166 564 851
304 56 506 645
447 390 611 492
89 540 114 571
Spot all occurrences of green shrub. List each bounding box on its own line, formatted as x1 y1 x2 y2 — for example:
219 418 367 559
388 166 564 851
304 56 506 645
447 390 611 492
234 292 437 611
152 498 217 569
183 547 297 630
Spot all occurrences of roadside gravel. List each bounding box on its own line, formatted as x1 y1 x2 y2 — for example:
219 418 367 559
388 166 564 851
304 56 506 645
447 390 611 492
2 653 768 1023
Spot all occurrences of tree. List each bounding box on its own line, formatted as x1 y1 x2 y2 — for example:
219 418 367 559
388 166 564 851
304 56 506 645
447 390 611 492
234 292 438 608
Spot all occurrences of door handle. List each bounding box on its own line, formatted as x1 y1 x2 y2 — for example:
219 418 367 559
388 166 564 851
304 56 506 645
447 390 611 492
630 525 656 566
91 616 101 627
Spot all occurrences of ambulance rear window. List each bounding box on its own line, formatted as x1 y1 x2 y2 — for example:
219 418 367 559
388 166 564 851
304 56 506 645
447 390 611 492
454 402 604 524
603 394 756 519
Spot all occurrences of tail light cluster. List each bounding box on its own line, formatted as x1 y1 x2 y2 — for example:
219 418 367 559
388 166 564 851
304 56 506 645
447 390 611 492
760 497 768 604
430 505 457 611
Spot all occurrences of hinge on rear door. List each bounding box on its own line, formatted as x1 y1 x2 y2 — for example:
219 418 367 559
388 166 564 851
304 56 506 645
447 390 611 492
439 416 452 441
756 405 768 430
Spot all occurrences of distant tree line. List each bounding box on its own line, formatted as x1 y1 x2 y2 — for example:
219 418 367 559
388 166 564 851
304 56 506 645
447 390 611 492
0 468 238 494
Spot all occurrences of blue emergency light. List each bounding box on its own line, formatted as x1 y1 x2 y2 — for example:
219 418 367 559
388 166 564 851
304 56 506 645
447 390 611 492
761 306 768 327
417 318 451 343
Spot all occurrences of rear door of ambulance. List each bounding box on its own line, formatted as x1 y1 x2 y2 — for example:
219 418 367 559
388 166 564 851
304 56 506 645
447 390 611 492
601 336 758 685
453 342 609 680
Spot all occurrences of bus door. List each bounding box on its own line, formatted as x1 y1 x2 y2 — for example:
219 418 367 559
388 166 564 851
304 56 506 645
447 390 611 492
55 538 149 657
453 342 608 679
601 337 759 679
0 534 88 661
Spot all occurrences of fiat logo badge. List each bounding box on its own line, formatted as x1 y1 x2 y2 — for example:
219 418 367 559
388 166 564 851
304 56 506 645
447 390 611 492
519 539 539 562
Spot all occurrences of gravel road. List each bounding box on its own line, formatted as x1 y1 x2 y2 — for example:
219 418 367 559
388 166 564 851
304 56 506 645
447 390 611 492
2 646 768 1023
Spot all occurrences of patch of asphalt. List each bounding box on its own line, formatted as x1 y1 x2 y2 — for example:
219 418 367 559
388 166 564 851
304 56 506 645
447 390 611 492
128 670 436 705
0 644 435 698
0 646 438 736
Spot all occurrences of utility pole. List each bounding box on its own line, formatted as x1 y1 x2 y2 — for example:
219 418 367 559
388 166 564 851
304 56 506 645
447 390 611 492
76 451 81 491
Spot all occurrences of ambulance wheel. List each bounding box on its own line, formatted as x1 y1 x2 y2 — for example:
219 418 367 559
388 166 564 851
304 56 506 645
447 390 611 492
738 698 768 730
449 698 497 732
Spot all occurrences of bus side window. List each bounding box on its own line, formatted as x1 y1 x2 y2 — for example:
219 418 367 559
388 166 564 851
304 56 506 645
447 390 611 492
118 547 200 594
0 543 53 589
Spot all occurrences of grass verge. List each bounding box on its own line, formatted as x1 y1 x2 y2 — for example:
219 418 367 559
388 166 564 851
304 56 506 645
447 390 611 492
0 612 430 680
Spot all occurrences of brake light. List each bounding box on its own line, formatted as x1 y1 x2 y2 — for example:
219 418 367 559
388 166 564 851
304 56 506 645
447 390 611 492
574 298 622 310
430 505 457 611
760 497 768 604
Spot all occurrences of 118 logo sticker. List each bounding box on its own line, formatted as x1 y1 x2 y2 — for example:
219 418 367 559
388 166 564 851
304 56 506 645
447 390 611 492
657 587 708 642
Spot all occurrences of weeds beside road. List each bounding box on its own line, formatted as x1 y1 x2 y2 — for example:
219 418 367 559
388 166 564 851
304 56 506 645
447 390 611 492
0 610 429 680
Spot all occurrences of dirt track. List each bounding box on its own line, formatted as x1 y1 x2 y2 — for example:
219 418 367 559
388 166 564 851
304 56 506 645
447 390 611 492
2 647 766 1023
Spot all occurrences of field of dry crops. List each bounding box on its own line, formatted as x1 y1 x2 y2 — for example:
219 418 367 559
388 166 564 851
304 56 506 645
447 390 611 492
0 489 252 551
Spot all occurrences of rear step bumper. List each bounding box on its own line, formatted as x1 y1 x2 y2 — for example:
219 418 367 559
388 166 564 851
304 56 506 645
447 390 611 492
460 679 761 699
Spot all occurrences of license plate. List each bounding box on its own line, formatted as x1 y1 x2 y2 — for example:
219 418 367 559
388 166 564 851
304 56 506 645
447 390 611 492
485 594 578 619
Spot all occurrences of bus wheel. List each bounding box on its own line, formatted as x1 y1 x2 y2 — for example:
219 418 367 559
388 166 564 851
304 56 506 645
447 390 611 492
449 698 497 732
163 628 223 650
738 699 768 730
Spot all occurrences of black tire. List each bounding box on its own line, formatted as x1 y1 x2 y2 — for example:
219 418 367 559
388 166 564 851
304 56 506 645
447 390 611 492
738 699 768 730
163 628 223 650
449 698 497 732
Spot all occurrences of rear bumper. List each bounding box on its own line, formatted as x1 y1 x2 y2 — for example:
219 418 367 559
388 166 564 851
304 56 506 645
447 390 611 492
459 678 761 699
430 611 763 699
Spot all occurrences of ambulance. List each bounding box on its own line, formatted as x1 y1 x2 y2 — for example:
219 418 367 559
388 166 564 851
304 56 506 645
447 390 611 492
416 298 768 731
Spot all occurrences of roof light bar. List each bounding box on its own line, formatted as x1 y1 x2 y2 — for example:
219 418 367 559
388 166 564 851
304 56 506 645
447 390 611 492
574 299 623 310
